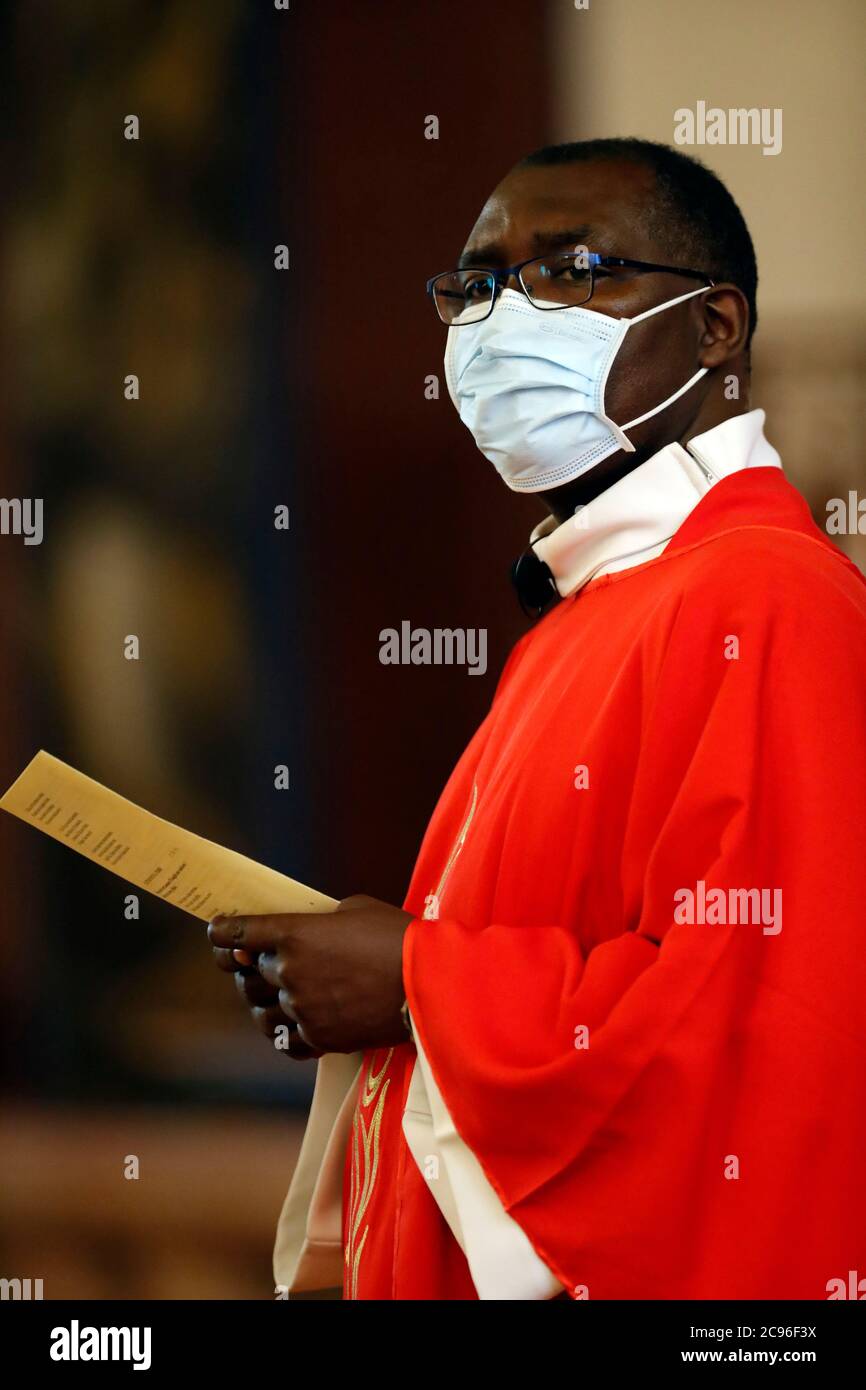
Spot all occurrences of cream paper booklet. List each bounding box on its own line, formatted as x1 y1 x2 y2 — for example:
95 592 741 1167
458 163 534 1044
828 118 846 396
0 749 358 1297
0 749 338 918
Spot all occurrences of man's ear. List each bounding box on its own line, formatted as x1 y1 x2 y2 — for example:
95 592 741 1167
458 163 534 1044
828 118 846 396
697 283 750 368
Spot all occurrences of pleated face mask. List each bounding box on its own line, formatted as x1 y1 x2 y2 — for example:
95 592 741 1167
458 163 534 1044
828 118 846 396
443 285 711 493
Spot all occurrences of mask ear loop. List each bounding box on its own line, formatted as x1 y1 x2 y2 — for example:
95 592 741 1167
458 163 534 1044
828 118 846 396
626 281 714 327
621 365 709 432
444 325 460 409
605 283 715 439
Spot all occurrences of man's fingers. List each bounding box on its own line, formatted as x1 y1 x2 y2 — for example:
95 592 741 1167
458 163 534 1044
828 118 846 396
208 913 306 955
257 950 283 991
212 946 252 974
284 1028 322 1061
277 988 297 1022
251 1004 288 1039
256 952 301 1003
212 942 258 977
251 1006 317 1058
235 970 279 1008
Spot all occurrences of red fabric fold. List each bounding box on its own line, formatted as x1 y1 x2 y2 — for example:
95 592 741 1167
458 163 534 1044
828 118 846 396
400 470 866 1298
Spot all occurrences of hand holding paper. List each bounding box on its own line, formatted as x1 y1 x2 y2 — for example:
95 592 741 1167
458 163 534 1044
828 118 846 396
1 751 412 1055
208 896 413 1053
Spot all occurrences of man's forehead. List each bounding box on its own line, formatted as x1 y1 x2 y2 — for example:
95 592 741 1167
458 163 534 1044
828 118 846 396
461 159 657 261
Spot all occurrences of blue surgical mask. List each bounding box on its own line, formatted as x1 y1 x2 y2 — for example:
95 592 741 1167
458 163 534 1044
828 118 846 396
444 285 711 493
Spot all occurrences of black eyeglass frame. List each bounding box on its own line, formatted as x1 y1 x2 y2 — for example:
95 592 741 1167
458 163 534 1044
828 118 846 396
426 252 715 325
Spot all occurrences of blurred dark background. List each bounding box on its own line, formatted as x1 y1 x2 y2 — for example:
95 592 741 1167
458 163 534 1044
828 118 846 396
0 0 545 1297
0 0 862 1297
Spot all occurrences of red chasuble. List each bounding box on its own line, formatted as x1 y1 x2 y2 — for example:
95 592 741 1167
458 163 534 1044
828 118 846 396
341 467 866 1300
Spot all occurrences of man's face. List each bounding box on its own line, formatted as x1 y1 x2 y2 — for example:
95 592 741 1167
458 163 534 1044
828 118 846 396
457 158 713 467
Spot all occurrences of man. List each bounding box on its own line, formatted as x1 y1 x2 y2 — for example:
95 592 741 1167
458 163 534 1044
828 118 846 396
210 139 866 1300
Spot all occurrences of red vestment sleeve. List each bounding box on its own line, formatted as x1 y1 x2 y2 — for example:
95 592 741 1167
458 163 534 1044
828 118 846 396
403 537 866 1298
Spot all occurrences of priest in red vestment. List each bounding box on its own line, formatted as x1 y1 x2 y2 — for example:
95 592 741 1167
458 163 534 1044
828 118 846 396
210 138 866 1301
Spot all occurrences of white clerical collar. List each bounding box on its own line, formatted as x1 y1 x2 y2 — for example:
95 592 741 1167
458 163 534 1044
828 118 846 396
529 408 782 598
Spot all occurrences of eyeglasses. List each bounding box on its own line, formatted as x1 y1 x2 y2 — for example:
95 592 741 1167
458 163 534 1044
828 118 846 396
426 251 715 326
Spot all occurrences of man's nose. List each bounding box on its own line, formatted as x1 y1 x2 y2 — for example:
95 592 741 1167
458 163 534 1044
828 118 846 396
493 269 526 304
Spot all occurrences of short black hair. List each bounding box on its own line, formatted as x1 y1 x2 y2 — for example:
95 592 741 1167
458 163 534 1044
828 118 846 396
517 137 758 346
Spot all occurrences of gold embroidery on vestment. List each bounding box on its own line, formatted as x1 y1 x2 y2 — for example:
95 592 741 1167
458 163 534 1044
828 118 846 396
344 1046 394 1298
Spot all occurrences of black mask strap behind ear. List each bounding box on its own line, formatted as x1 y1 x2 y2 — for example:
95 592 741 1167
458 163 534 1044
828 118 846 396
510 548 558 619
